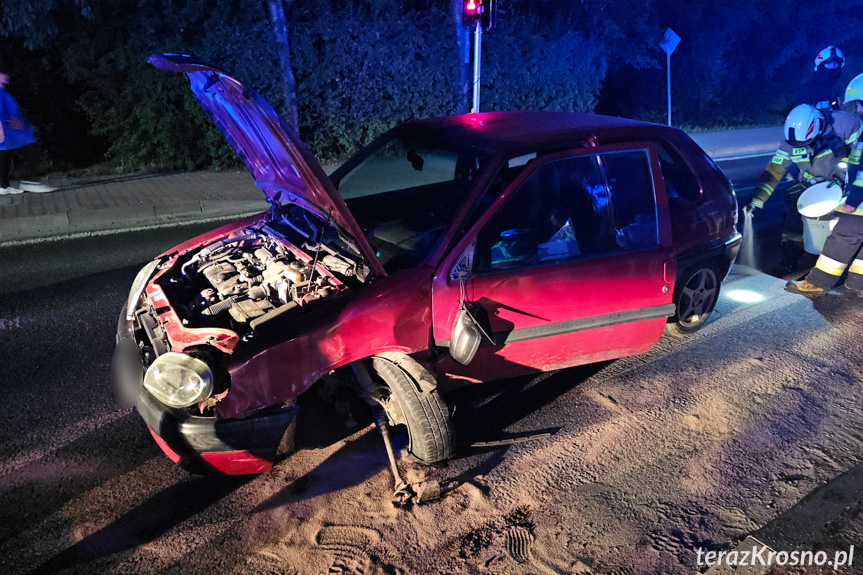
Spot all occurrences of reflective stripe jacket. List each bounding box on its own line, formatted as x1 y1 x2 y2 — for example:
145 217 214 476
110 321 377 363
752 111 863 206
842 139 863 216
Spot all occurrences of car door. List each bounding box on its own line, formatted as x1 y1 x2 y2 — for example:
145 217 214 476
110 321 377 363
431 143 676 383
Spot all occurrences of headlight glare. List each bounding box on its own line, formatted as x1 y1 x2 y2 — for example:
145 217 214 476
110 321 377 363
143 352 214 408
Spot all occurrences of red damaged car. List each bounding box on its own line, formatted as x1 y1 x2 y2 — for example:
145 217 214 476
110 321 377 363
112 54 741 475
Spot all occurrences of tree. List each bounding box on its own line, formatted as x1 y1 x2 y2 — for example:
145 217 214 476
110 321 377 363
266 0 299 131
0 0 95 49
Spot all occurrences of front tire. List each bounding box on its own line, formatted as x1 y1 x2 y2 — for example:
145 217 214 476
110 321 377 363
666 264 720 336
371 355 455 464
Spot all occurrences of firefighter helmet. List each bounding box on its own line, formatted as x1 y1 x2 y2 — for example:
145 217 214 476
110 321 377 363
814 46 845 71
784 104 825 147
845 73 863 104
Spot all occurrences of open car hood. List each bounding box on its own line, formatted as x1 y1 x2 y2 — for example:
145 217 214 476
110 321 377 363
148 53 385 277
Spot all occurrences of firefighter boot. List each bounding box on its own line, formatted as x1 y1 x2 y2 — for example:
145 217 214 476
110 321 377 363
784 279 828 298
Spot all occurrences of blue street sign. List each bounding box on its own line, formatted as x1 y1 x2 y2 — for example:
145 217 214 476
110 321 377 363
659 28 681 126
660 28 681 56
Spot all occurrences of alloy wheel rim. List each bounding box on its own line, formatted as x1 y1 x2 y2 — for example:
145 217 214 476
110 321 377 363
678 269 718 327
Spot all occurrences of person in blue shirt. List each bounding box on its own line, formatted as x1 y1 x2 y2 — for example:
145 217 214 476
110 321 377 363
0 72 53 195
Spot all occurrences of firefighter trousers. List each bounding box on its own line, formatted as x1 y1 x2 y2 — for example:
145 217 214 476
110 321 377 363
805 212 863 290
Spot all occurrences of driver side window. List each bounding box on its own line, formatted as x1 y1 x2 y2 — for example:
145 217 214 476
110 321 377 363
475 149 659 273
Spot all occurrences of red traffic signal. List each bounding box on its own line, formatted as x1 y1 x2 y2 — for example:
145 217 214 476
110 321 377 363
463 0 495 30
463 0 482 26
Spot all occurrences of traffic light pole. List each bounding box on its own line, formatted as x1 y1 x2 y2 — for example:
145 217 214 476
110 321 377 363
471 22 482 113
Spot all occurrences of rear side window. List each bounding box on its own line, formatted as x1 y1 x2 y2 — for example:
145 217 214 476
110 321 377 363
475 149 659 273
653 141 701 202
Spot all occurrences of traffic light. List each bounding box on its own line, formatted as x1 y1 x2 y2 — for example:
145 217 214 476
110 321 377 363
463 0 483 27
463 0 495 29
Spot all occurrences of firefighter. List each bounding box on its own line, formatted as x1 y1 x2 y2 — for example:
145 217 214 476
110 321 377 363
843 72 863 119
786 74 863 297
795 46 846 115
745 104 862 271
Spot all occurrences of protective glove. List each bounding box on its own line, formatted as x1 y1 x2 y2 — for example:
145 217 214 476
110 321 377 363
744 202 760 216
827 176 845 189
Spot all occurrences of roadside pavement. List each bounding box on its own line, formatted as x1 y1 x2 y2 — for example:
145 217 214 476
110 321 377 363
0 126 783 246
0 171 268 245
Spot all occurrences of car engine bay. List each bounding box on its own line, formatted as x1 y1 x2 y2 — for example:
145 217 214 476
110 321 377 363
154 215 370 341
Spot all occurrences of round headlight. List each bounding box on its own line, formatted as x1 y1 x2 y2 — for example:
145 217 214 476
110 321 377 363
143 352 214 408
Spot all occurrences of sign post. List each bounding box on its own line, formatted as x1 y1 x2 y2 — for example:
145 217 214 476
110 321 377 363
472 23 482 113
463 0 496 113
659 28 681 126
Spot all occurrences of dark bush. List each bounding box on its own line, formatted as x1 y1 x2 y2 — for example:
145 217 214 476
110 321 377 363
3 0 863 173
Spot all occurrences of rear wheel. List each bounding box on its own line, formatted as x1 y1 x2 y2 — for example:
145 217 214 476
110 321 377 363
665 264 720 336
371 355 455 464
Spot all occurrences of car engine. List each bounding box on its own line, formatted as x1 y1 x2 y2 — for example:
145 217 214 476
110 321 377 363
157 221 367 338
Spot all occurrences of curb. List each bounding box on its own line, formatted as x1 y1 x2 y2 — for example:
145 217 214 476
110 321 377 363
690 127 782 161
0 200 266 244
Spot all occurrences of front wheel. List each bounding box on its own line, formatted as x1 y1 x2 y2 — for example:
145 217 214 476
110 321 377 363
665 264 720 336
371 355 455 464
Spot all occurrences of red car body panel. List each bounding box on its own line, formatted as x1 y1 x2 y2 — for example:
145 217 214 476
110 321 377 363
435 321 665 386
431 143 676 382
148 425 275 474
198 450 275 475
146 260 240 354
433 255 673 382
217 266 435 420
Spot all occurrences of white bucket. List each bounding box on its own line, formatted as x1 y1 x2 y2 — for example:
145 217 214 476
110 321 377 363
802 215 839 254
797 181 843 255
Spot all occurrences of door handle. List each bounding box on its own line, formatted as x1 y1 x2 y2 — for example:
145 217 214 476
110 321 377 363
663 260 674 284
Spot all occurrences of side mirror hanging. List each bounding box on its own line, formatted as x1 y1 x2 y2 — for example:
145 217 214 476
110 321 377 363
448 244 488 366
450 302 482 366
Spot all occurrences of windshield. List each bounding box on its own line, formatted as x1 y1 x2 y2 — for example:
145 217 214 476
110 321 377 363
333 133 489 272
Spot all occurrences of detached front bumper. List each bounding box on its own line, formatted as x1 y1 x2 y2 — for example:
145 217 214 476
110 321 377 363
112 304 298 475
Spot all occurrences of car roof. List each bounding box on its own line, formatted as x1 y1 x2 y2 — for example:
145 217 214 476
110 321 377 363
400 111 679 156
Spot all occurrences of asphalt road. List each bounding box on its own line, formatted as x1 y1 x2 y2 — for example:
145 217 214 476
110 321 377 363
0 220 239 296
715 153 773 198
